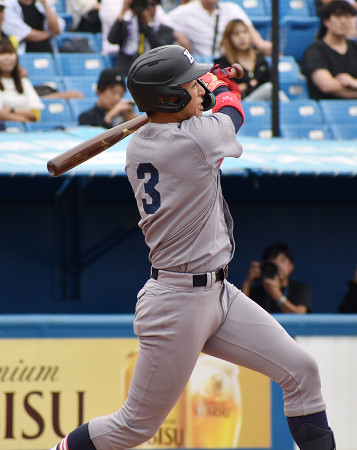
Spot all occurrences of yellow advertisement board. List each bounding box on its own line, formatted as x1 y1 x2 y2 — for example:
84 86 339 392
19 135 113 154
0 338 270 449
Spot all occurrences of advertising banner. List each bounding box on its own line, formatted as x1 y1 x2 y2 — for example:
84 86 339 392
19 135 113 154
0 338 270 449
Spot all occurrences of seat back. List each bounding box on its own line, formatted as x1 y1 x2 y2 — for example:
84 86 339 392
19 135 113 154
280 99 324 126
240 100 272 138
54 53 106 77
19 53 58 79
27 99 75 131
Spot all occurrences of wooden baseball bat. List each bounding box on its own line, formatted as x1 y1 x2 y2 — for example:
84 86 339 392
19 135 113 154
47 114 149 177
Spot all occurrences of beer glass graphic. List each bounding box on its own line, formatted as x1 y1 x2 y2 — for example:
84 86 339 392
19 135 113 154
186 355 242 448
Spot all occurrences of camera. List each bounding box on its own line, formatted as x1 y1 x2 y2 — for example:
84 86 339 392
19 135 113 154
260 261 278 280
131 0 149 14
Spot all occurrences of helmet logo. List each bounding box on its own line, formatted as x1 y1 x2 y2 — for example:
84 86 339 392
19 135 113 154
183 49 194 65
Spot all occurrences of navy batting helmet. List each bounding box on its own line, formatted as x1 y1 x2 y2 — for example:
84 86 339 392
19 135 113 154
127 45 216 113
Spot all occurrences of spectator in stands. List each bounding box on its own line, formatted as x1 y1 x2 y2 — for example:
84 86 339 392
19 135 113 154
214 19 289 101
1 0 65 54
338 265 357 313
107 0 186 76
99 0 189 67
302 1 357 99
315 0 357 38
66 0 102 34
241 243 313 314
167 0 272 58
79 67 138 128
0 38 43 123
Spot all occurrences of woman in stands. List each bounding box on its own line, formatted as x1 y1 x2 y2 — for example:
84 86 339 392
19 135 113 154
215 19 288 101
0 39 43 123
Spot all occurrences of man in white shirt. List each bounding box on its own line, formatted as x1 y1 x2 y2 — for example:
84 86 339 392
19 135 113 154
168 0 272 57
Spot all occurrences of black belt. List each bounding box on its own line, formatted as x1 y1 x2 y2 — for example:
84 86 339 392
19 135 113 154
151 266 228 287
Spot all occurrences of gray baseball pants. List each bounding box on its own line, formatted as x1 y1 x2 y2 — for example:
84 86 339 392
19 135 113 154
88 270 326 450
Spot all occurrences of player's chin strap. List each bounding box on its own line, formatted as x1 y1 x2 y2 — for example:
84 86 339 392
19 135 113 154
199 64 245 123
198 79 216 111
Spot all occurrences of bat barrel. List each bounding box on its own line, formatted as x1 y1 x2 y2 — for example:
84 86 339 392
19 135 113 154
47 114 148 177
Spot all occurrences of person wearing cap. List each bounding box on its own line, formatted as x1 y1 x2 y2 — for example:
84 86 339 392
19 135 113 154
78 68 138 128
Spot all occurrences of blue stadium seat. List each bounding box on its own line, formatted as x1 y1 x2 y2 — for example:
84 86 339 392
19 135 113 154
54 32 100 53
62 76 98 98
280 16 320 62
4 122 27 132
26 99 75 131
58 12 73 31
192 54 215 64
239 100 272 138
226 0 268 16
279 0 311 17
251 16 271 40
328 125 357 140
306 0 317 16
18 53 59 78
30 75 65 93
54 53 106 77
319 100 357 139
94 33 103 54
266 55 308 98
280 78 309 100
68 98 97 122
280 124 332 140
54 0 66 13
280 99 324 126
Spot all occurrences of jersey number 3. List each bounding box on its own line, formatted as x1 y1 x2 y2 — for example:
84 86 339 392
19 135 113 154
137 163 161 214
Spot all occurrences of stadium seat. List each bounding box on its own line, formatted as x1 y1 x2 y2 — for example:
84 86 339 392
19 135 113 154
26 98 75 131
239 100 272 138
280 124 332 140
280 78 309 100
328 125 357 140
280 16 320 62
54 53 106 77
319 100 357 139
280 99 324 127
68 98 97 122
18 53 58 78
227 0 268 16
62 75 98 98
54 0 66 13
279 0 311 17
306 0 318 16
59 12 73 31
4 122 27 132
192 54 215 64
251 16 271 40
30 75 65 93
54 32 100 53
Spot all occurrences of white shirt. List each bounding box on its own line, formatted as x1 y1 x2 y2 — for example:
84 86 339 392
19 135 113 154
0 77 44 110
66 0 99 29
168 0 252 56
2 0 65 54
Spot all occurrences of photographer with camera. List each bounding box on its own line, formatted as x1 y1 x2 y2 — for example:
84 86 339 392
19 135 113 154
241 243 313 314
107 0 189 76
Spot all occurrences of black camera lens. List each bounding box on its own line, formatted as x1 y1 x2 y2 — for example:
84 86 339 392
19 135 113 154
260 262 278 280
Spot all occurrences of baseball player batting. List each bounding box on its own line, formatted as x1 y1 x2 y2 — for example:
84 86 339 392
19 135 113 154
50 45 335 450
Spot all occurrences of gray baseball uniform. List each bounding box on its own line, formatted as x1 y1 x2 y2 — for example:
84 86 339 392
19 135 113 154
87 112 326 450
